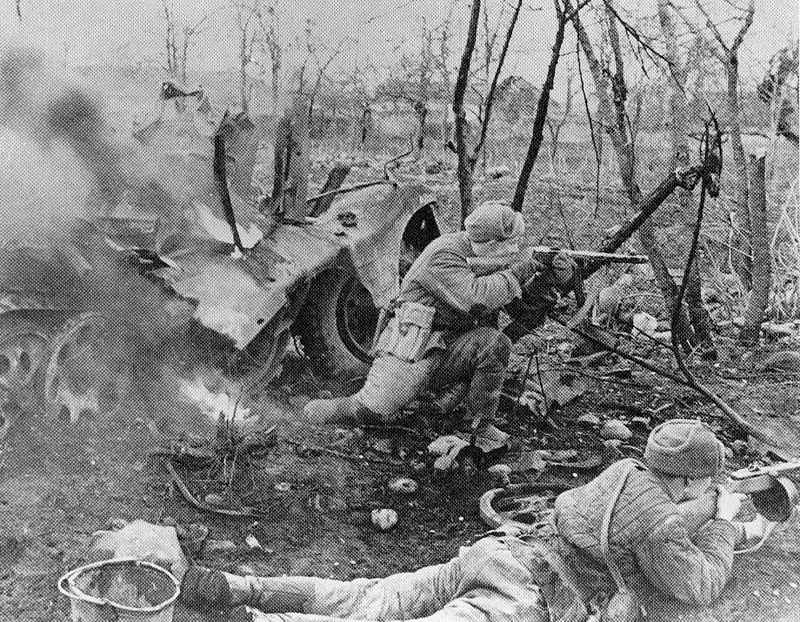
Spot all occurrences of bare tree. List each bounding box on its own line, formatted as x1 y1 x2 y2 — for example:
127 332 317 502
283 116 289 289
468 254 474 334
15 0 21 21
453 0 523 223
254 2 283 114
657 0 715 350
544 66 574 175
568 0 703 350
740 154 771 344
231 0 261 114
671 0 756 289
376 21 439 156
509 0 574 213
432 18 455 148
161 1 207 85
758 45 799 146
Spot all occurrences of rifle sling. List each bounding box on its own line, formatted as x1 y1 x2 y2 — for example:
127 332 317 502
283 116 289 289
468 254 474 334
601 458 643 593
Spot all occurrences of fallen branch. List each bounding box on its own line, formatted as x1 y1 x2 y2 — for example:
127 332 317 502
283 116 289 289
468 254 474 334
163 459 262 518
558 320 779 445
582 164 705 277
284 438 401 466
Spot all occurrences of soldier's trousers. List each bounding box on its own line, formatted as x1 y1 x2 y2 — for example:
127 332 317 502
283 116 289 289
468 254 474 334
222 537 549 622
432 326 512 425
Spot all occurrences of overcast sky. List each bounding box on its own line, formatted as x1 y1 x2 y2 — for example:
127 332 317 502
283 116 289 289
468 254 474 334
2 0 797 88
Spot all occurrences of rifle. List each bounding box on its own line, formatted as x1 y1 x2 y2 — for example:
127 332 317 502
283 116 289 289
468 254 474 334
467 246 648 277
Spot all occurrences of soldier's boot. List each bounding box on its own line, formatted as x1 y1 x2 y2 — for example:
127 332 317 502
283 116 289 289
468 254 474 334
180 566 233 611
303 395 367 424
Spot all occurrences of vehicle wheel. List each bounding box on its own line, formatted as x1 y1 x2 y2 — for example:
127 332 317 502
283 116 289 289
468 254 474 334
294 268 379 381
44 312 139 424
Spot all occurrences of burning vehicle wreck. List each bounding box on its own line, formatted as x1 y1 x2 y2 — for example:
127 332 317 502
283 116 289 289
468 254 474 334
0 59 446 434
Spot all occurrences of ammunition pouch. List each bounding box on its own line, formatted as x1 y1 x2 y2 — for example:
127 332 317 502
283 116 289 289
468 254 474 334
381 301 437 363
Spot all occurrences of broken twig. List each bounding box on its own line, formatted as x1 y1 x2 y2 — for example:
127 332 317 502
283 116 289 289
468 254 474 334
163 459 263 518
284 438 401 466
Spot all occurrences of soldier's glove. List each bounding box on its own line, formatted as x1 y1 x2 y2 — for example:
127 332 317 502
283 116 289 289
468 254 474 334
550 251 577 290
509 258 543 288
180 566 232 611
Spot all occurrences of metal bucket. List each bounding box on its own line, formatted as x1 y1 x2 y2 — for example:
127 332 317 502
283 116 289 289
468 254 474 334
57 558 180 622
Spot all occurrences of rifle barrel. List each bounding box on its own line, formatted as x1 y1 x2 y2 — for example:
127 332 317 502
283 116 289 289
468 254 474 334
529 246 649 264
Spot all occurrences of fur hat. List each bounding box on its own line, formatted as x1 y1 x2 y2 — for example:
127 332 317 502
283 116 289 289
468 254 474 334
464 202 525 256
644 419 725 478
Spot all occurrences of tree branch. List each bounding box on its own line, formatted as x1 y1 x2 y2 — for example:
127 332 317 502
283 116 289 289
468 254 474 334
472 0 523 163
510 0 569 212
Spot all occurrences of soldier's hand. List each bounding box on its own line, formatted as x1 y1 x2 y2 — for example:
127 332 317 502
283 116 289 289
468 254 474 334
550 251 577 289
715 486 746 522
510 258 543 287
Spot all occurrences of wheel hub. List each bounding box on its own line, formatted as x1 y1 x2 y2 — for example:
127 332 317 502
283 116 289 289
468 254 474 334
337 277 379 362
44 313 137 424
0 325 49 391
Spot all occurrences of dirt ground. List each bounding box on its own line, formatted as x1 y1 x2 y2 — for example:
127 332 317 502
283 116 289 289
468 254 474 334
1 328 799 622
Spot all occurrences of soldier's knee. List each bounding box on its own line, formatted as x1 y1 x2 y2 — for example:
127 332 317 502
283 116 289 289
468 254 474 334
475 327 511 366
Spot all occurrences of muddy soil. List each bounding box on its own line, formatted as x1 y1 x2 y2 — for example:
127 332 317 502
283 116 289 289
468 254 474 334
1 337 799 622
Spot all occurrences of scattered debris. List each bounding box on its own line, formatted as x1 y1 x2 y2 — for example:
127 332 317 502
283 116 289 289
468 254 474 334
472 424 510 454
600 420 633 441
755 351 800 373
487 464 512 486
245 533 262 550
428 435 470 471
577 413 600 427
370 508 398 531
388 477 419 494
632 312 658 338
520 369 588 411
163 460 263 517
204 493 225 506
510 451 546 473
427 425 510 472
204 539 237 554
274 482 292 493
285 438 401 466
485 165 511 179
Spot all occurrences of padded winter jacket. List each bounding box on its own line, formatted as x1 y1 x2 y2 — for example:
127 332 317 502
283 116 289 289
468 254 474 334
397 232 522 330
552 459 739 606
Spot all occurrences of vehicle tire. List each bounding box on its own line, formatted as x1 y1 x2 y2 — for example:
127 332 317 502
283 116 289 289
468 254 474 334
294 267 380 381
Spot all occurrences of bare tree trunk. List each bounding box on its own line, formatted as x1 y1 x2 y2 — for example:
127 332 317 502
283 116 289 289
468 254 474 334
571 1 695 349
510 2 566 212
658 1 715 351
414 102 428 155
726 57 752 288
674 0 755 291
453 0 483 225
239 37 250 115
740 154 771 345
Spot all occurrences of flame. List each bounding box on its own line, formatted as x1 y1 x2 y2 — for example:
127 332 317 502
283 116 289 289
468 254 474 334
177 375 250 421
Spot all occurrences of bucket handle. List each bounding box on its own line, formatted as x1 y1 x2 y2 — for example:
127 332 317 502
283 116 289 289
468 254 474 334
57 557 181 613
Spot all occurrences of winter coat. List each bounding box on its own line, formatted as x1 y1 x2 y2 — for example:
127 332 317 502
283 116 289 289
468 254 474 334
552 459 739 606
397 232 522 330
